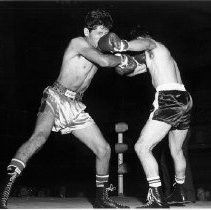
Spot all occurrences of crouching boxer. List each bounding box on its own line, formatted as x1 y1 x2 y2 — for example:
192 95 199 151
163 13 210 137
124 28 193 208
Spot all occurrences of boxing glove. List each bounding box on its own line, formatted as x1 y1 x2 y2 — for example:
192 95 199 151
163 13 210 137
114 54 137 76
98 32 129 53
133 52 146 66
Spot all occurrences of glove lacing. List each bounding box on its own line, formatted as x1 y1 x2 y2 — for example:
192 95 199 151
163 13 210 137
114 40 129 52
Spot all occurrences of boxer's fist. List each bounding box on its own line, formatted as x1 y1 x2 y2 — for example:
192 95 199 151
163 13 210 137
98 32 129 53
115 54 137 76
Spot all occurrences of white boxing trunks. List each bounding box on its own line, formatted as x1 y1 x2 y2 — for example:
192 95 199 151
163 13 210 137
38 82 95 134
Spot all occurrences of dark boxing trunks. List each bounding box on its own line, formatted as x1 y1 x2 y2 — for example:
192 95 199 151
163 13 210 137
149 83 193 130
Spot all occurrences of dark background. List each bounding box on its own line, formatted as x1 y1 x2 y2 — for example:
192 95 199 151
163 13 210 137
1 0 211 199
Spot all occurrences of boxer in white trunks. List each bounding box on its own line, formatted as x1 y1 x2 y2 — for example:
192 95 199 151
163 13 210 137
0 9 135 209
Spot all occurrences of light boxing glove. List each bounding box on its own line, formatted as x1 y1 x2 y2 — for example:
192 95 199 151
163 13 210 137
114 54 137 76
98 32 129 53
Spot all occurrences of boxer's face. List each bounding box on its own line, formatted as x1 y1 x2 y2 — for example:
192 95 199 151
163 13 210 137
84 25 109 48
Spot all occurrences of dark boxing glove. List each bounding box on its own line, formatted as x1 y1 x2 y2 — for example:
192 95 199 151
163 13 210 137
98 32 129 53
133 52 146 66
115 54 137 76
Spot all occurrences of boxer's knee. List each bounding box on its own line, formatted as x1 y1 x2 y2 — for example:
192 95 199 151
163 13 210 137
134 137 151 155
134 141 143 155
96 143 111 160
170 146 183 159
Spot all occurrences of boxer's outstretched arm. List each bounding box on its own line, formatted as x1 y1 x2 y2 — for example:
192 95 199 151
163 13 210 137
128 38 156 52
72 37 121 67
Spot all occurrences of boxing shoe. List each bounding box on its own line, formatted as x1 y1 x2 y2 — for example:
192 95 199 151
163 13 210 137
166 182 190 206
93 184 129 208
137 186 169 208
0 166 19 209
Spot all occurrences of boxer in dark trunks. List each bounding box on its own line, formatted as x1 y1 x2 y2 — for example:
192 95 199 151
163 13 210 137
124 29 193 208
150 83 192 130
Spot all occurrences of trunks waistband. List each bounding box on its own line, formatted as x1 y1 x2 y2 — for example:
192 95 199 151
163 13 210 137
52 81 83 101
156 83 186 92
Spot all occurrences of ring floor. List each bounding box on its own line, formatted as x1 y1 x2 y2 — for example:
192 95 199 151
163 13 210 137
7 197 211 209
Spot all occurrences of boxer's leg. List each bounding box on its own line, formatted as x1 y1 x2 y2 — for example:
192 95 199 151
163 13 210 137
166 129 190 205
135 119 171 208
0 105 54 208
72 123 129 208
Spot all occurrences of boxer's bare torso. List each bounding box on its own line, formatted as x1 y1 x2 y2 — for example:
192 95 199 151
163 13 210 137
128 38 183 88
145 41 183 88
56 25 121 94
57 37 98 94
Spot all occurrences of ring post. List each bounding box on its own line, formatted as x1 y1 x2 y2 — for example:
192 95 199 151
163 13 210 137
115 122 128 197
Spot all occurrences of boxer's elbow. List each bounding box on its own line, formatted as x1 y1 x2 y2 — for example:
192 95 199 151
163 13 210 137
148 40 157 50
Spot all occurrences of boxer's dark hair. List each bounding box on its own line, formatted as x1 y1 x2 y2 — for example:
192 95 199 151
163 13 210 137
84 9 113 31
129 25 151 40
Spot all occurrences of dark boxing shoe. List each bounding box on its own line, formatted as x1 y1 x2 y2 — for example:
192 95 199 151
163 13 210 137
137 187 169 208
166 183 190 206
93 184 130 208
0 166 19 209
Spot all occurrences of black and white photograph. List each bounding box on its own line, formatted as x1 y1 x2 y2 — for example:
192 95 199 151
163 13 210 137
1 0 211 208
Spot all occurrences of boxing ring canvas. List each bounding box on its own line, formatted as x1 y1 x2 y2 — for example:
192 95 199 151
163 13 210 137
7 197 211 209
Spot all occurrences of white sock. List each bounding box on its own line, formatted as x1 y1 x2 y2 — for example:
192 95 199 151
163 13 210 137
175 175 185 184
147 176 162 187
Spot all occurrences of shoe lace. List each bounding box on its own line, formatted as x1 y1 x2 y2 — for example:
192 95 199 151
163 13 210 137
106 184 116 192
105 184 116 200
142 188 154 207
1 173 17 207
105 184 126 207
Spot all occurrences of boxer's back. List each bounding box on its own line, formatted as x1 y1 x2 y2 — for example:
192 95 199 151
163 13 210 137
145 41 182 88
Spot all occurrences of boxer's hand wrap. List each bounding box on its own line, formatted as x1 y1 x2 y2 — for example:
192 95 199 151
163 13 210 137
98 32 129 53
115 54 137 76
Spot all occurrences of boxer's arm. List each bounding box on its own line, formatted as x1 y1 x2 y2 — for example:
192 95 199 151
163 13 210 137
72 37 121 67
127 38 156 52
